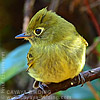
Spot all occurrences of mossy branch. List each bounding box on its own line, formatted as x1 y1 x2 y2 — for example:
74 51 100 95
9 67 100 100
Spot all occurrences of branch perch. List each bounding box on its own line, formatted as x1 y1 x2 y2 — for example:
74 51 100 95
9 67 100 100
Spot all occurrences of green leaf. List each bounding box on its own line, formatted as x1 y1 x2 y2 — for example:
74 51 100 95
0 43 31 84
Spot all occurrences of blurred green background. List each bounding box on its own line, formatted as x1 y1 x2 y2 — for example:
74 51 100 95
0 0 100 100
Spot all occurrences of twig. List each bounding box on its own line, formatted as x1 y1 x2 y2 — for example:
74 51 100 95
81 0 100 12
69 0 81 13
86 82 100 100
22 0 35 32
84 0 100 36
86 38 100 99
48 0 60 12
9 67 100 100
86 37 100 56
86 41 100 100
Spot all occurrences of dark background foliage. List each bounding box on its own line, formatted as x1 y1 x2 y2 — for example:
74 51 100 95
0 0 100 99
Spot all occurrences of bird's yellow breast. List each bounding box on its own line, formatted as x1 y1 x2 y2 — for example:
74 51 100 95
27 36 86 83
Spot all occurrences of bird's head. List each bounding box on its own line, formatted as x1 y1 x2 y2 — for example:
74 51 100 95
15 8 75 46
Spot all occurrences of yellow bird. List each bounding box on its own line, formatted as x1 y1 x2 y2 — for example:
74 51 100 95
15 8 88 89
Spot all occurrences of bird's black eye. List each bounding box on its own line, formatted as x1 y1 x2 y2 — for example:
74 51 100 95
35 29 41 35
34 27 44 36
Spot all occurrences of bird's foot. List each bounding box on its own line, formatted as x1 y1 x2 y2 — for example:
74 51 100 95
39 82 51 94
78 73 85 87
33 80 39 89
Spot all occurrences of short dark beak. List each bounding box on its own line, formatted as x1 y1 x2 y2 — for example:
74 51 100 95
15 33 32 39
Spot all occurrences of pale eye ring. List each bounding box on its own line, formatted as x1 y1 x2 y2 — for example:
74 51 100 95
34 27 44 36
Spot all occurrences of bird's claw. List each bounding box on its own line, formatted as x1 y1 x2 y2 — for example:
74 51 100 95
78 73 85 86
39 82 51 94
